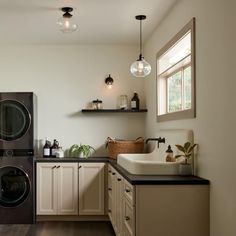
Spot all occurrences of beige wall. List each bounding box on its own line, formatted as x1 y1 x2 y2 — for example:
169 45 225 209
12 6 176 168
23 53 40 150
0 45 146 156
144 0 235 235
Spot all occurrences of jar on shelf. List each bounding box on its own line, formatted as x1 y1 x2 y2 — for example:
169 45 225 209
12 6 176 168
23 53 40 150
92 99 103 109
118 95 128 109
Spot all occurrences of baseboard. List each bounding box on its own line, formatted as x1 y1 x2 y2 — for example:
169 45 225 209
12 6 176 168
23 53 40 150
37 215 109 222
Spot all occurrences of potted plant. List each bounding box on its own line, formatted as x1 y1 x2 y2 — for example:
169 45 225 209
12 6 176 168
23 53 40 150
69 144 95 158
175 142 197 176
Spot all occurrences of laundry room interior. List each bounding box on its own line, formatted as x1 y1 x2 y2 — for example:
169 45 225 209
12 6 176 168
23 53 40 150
0 0 235 236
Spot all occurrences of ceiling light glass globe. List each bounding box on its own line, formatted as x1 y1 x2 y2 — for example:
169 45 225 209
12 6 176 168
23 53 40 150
57 17 78 33
130 58 151 77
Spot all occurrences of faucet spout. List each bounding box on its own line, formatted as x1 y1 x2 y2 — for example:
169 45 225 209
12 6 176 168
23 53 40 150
146 137 165 148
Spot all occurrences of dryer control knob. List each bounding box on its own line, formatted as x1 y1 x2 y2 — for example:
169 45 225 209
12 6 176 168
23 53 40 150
5 150 14 157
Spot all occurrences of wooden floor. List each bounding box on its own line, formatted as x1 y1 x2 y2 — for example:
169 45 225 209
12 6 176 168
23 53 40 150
0 221 115 236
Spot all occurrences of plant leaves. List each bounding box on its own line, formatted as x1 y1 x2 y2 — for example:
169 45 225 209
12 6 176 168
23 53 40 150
188 144 197 153
175 144 185 153
184 142 191 151
175 155 184 158
185 154 192 158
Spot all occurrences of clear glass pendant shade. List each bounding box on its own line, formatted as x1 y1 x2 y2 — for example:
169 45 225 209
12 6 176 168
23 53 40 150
57 17 78 33
130 57 151 77
130 15 151 78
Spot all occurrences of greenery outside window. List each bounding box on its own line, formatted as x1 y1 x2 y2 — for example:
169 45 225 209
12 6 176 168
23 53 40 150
156 18 195 122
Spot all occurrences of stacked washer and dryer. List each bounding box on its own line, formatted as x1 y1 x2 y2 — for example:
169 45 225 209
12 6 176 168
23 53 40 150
0 92 37 224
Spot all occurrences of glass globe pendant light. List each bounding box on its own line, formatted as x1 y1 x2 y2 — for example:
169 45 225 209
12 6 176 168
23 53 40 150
130 15 151 77
57 7 78 33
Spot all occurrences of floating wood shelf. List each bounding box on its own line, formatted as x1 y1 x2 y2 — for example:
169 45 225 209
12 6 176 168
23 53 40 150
81 109 148 113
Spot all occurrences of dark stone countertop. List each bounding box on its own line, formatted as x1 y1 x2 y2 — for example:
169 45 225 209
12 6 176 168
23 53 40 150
34 156 209 185
35 157 109 163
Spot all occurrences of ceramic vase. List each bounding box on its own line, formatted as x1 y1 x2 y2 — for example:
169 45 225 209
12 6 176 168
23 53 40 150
179 163 192 176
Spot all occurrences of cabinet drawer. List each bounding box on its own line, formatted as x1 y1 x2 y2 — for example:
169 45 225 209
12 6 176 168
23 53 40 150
124 223 133 236
108 195 112 221
108 174 112 196
108 164 113 175
124 179 135 205
124 199 135 236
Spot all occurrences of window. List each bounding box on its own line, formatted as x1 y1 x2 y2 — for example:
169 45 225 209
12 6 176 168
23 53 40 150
156 18 195 122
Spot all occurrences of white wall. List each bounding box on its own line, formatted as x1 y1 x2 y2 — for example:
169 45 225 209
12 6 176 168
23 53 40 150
0 45 146 156
144 0 235 235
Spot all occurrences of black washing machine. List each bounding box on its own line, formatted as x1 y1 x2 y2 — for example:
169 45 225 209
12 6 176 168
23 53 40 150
0 92 36 224
0 92 37 156
0 156 35 224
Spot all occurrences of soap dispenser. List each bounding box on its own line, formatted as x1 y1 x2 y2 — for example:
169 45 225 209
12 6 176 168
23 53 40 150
165 145 175 162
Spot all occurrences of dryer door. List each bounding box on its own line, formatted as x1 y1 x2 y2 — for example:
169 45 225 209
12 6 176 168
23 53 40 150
0 100 31 141
0 166 30 207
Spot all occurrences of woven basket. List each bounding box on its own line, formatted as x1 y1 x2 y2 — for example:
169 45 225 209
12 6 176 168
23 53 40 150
107 137 144 159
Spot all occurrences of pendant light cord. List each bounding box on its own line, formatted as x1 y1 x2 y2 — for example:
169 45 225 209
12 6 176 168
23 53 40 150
140 19 142 58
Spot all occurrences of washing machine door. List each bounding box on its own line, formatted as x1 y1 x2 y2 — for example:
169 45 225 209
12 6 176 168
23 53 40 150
0 100 31 141
0 166 30 207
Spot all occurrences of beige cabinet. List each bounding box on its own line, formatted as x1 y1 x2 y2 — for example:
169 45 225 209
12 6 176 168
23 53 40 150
108 164 126 236
78 162 105 215
123 180 135 236
135 185 209 236
108 165 113 222
107 164 209 236
37 162 78 215
116 172 125 236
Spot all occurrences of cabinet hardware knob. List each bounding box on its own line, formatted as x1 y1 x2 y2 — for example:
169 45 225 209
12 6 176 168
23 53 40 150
108 188 112 191
112 172 116 175
57 166 60 168
125 216 130 221
52 166 56 169
108 170 112 173
125 189 131 193
117 178 121 181
79 166 82 169
108 209 112 213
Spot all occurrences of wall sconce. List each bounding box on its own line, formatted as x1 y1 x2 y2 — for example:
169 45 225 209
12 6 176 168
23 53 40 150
105 74 114 89
57 7 78 33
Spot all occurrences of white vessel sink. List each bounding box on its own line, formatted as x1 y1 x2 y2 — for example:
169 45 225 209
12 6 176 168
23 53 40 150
117 153 180 175
117 129 193 175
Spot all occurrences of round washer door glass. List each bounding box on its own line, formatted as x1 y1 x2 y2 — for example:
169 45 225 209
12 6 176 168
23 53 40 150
0 166 30 207
0 100 31 141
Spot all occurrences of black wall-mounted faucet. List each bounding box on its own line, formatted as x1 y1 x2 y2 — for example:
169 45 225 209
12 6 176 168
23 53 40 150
146 137 166 148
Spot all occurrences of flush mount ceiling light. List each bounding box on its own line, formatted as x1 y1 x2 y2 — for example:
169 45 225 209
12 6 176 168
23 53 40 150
130 15 151 78
57 7 78 33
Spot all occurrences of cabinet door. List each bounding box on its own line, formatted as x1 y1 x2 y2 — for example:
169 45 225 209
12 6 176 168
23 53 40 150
79 163 105 215
37 163 58 215
108 165 113 221
123 199 135 236
116 172 124 236
110 166 117 233
57 163 78 215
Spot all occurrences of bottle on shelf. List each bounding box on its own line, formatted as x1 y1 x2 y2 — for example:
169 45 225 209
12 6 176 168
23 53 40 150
43 138 51 158
165 145 175 162
51 139 59 157
131 92 140 110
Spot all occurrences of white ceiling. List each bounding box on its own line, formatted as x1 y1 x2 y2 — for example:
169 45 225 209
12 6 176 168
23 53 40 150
0 0 176 44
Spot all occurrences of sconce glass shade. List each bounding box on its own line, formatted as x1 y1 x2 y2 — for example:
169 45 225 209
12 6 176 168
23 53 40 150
105 74 114 89
57 7 77 33
130 55 151 77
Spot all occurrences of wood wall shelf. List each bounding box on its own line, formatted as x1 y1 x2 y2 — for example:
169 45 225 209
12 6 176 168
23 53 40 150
81 109 148 113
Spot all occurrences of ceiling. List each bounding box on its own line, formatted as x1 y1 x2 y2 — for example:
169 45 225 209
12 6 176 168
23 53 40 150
0 0 177 44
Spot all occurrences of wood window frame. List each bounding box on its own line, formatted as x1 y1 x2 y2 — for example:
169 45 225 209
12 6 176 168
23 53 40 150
156 18 196 122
